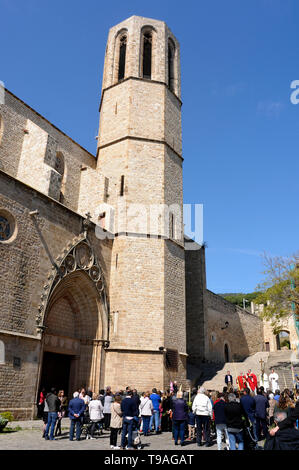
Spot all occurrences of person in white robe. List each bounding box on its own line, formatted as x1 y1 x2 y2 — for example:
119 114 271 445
269 369 279 392
259 372 269 391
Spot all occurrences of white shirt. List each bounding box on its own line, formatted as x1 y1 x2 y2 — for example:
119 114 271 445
88 399 104 421
192 393 213 417
139 397 154 416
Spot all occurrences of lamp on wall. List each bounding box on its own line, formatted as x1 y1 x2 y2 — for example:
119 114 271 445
221 321 229 330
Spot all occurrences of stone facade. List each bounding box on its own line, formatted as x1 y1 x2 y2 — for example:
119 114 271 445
185 242 264 369
0 15 267 419
0 15 188 418
251 303 299 352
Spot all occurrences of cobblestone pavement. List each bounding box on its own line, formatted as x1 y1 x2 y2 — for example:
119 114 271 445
1 419 220 451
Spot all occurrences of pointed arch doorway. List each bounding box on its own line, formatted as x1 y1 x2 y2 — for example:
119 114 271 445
37 240 109 399
40 270 108 397
224 343 230 363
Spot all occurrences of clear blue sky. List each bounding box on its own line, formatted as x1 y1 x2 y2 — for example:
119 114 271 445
1 0 298 293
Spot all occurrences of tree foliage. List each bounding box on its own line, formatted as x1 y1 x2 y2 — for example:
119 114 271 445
220 292 260 308
254 252 299 334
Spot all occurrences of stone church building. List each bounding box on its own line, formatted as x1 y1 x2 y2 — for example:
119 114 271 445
0 16 265 419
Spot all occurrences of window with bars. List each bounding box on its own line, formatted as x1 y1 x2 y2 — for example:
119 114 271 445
165 348 178 371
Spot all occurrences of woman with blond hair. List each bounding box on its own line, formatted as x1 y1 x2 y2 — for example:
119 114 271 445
88 393 104 439
171 391 188 446
110 395 123 449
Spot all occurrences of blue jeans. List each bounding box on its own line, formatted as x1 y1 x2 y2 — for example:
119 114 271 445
69 418 82 440
121 417 134 448
173 420 185 444
216 423 229 450
227 430 244 450
45 412 58 440
142 416 151 435
152 409 160 431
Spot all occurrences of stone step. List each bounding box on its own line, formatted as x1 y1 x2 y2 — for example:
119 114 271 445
198 350 298 391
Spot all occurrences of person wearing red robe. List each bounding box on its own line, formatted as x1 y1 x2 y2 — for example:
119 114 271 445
236 373 246 390
246 369 257 393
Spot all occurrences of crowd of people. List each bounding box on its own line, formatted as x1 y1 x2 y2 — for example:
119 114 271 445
37 372 299 451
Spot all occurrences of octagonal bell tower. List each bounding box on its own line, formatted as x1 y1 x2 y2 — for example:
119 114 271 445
96 16 187 390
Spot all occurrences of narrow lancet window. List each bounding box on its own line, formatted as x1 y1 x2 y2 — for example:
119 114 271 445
142 32 152 79
120 175 125 196
168 39 175 92
118 35 127 81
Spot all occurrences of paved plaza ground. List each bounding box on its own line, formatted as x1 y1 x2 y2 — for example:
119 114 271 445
0 418 223 451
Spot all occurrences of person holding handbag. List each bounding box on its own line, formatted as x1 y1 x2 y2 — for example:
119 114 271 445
140 391 153 436
110 395 123 449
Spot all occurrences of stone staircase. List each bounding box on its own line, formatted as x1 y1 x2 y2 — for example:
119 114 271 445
188 350 299 392
195 352 269 391
265 350 299 391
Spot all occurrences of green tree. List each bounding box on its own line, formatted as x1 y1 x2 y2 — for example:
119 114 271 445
254 252 299 334
221 292 260 308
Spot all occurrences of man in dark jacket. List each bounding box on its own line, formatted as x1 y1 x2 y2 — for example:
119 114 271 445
270 398 299 436
214 392 229 450
225 371 233 388
44 388 60 441
254 388 269 440
240 388 257 440
265 411 299 450
68 391 86 441
120 390 138 450
132 389 141 408
224 393 248 450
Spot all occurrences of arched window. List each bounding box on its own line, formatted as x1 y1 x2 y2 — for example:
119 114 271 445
0 340 5 364
168 39 175 92
118 35 127 81
224 343 230 362
142 32 152 79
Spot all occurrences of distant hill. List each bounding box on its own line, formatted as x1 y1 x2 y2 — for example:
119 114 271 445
218 292 261 308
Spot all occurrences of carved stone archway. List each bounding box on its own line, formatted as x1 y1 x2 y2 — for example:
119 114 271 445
37 235 110 397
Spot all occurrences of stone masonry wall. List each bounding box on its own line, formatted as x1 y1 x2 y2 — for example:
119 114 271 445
0 90 96 212
0 170 112 417
185 243 206 363
205 290 264 362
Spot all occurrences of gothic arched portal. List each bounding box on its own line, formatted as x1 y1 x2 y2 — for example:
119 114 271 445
37 238 109 399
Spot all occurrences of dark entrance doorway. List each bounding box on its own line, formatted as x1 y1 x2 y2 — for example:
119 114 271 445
40 352 72 395
224 344 230 362
276 331 291 350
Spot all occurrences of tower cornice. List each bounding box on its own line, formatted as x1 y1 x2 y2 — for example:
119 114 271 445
97 135 183 162
99 76 182 113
